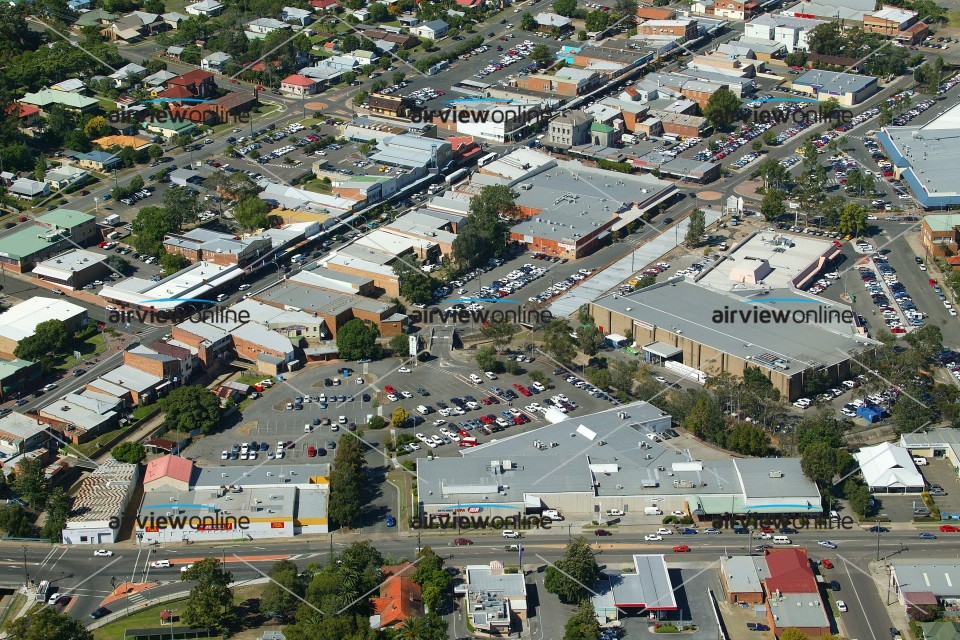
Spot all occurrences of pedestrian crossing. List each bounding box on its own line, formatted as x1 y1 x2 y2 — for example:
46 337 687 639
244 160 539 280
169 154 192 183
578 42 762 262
127 591 146 605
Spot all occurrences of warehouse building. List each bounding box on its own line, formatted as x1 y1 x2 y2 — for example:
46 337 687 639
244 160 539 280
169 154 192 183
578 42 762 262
890 560 960 611
136 454 329 542
62 459 140 544
880 106 960 209
32 249 110 289
0 297 87 358
0 209 97 273
853 442 925 493
791 69 878 107
416 401 822 518
589 275 874 401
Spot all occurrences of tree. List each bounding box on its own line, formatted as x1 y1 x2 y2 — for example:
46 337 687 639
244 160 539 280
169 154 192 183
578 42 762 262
905 325 943 362
553 0 577 14
342 33 360 52
760 189 786 221
33 157 47 182
780 630 810 640
578 324 604 357
762 129 777 146
40 487 69 543
162 186 202 227
844 478 872 517
368 415 386 429
131 205 178 256
389 333 409 355
234 196 271 229
615 0 638 16
14 458 49 509
681 393 725 444
181 559 235 631
703 88 741 130
544 536 600 603
451 185 514 269
751 138 763 152
14 319 71 362
6 605 93 640
394 261 437 305
684 208 706 247
476 346 499 372
391 407 410 428
481 319 516 351
328 434 365 528
104 255 133 277
530 43 554 67
392 71 406 85
543 320 577 364
564 599 601 640
83 115 110 139
159 385 221 435
801 441 849 484
367 1 389 22
261 559 304 620
837 202 868 237
0 504 31 538
111 441 146 464
336 319 383 361
633 275 655 290
520 11 536 30
726 423 769 456
585 9 611 31
400 613 448 640
159 252 189 276
796 411 844 453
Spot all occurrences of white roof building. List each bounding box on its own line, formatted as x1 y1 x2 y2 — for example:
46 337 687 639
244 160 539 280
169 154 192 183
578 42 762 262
62 459 140 544
0 297 86 343
853 442 925 493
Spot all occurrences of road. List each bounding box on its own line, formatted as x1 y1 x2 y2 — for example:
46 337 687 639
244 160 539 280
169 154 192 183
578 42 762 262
1 524 932 634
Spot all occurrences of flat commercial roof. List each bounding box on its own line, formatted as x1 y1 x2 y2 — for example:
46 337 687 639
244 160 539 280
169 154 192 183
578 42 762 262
768 592 830 628
720 555 770 594
253 281 392 316
0 297 86 342
193 463 329 489
891 560 960 598
99 261 243 310
880 104 960 203
611 555 677 609
418 400 821 510
592 279 875 372
698 231 836 290
794 69 877 95
66 459 138 523
34 249 107 279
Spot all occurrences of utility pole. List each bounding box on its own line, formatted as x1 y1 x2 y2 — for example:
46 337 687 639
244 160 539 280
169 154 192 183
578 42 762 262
21 546 28 586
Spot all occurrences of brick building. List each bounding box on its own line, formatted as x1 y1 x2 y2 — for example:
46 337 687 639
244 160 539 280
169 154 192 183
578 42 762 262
163 228 271 267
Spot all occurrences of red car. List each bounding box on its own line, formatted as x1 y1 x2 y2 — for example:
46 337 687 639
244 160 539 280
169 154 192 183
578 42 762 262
673 545 691 553
940 525 959 532
931 279 939 287
820 559 834 569
595 529 613 536
518 387 532 397
307 446 316 457
452 538 473 545
513 383 525 390
479 414 495 424
384 384 396 394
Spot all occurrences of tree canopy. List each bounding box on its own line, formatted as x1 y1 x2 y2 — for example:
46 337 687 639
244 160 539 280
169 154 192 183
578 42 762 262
544 536 600 603
111 441 146 464
159 385 221 435
336 319 383 361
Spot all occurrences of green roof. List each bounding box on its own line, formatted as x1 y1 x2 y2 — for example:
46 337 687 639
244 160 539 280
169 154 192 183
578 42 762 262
0 358 35 380
146 119 196 134
37 209 94 228
21 89 99 111
74 9 117 25
922 622 960 640
0 226 66 260
924 214 960 233
346 175 389 183
591 121 615 133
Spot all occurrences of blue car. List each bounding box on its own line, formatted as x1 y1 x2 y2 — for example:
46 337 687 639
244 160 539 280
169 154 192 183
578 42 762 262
919 532 937 540
680 528 698 535
386 515 396 527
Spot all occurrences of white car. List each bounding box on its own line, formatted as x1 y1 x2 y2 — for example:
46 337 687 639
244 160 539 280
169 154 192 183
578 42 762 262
671 511 686 517
387 394 399 402
415 432 428 442
837 600 848 612
644 534 663 541
656 528 673 535
94 549 114 557
401 390 414 399
485 371 497 379
434 419 447 426
398 366 411 373
181 563 195 573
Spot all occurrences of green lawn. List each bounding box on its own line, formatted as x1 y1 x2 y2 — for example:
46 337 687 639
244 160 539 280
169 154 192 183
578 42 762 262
236 373 273 386
56 331 107 372
301 178 332 194
93 599 189 640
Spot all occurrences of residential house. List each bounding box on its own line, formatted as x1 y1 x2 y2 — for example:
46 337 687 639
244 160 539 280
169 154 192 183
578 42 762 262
9 178 50 199
73 9 117 28
44 165 90 190
201 52 233 72
20 89 100 114
346 49 378 66
246 17 293 38
369 563 424 630
280 74 320 96
359 28 419 49
185 0 223 16
281 6 313 24
77 150 121 171
167 70 217 98
162 11 188 28
7 103 41 127
50 78 87 93
166 45 186 59
411 19 449 40
108 62 147 87
534 12 572 30
103 11 165 41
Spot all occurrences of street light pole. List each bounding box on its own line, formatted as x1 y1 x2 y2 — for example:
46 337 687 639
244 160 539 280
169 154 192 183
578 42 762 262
21 546 28 586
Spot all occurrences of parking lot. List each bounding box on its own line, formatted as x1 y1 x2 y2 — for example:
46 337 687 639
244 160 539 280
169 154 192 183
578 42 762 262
921 458 960 517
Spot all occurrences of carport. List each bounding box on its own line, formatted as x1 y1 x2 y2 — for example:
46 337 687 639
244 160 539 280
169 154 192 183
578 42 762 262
643 342 683 365
609 555 678 619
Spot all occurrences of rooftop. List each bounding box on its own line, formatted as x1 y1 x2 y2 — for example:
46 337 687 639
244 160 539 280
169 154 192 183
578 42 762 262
592 278 874 372
0 297 86 342
33 249 107 277
98 364 164 394
99 261 244 310
66 459 139 523
793 69 877 95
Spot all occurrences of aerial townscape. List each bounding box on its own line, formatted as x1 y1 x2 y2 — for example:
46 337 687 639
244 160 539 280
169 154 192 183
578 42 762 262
7 0 960 638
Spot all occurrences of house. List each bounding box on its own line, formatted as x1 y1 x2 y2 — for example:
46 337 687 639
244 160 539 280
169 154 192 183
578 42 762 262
310 0 338 10
167 70 217 99
166 45 186 59
44 165 90 190
103 11 165 41
360 28 419 49
162 11 188 28
0 413 48 460
534 12 572 29
246 17 292 38
280 74 320 96
323 55 361 72
201 51 233 72
73 9 117 28
50 78 86 93
185 0 223 16
108 62 147 87
712 0 757 20
546 110 593 148
281 6 313 25
67 0 90 10
369 563 423 630
77 150 121 171
854 442 925 493
347 49 378 66
20 88 100 114
9 178 49 199
411 19 449 40
7 103 41 126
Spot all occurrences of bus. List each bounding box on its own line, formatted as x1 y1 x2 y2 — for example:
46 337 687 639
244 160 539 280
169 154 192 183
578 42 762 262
477 152 500 168
445 168 469 184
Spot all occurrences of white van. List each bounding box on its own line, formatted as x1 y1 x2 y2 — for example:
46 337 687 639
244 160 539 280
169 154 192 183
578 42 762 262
773 535 792 545
914 457 929 466
644 507 663 516
416 405 431 415
543 509 564 521
469 373 483 384
151 559 171 568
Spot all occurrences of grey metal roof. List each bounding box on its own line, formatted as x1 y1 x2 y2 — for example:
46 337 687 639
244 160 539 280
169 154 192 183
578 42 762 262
591 278 876 372
720 555 770 594
768 592 830 628
794 69 877 95
610 555 677 608
891 561 960 598
193 463 330 489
